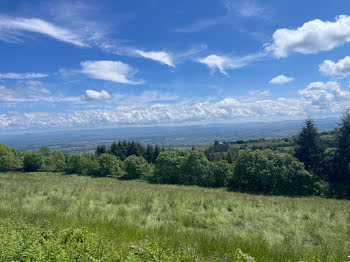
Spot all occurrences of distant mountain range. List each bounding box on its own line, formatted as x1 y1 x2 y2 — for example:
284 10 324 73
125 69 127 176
0 118 339 152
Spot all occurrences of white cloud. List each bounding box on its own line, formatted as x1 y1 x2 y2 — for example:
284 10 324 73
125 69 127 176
134 50 175 67
198 53 264 75
199 55 230 75
0 13 194 68
80 60 143 84
269 75 294 85
266 15 350 58
84 90 111 101
0 16 87 47
3 81 350 130
298 81 349 112
0 72 48 79
319 56 350 77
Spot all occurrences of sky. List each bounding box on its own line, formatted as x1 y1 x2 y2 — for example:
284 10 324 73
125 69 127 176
1 0 350 132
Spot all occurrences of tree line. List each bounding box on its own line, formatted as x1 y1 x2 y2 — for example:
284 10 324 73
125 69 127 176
1 110 350 197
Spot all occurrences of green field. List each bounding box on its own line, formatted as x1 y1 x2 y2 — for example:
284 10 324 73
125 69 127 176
0 172 349 261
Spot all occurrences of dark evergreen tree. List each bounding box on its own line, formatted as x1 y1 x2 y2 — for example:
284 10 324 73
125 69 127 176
135 142 146 157
332 109 350 195
294 118 325 178
145 144 154 163
109 142 118 156
95 145 107 156
227 151 234 164
153 145 160 163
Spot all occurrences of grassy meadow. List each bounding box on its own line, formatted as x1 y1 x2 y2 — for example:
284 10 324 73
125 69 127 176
0 172 349 261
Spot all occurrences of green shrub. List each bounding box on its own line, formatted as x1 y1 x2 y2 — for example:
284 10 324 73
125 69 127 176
180 150 210 186
229 149 314 195
23 152 43 172
207 160 232 188
64 154 89 175
123 155 151 179
0 144 22 172
151 150 188 184
98 153 123 177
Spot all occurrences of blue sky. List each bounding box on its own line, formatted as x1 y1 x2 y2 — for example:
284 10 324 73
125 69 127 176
1 0 350 132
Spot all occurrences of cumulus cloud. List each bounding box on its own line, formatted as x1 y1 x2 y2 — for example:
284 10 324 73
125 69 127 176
80 60 143 84
3 80 350 130
319 56 350 77
269 75 294 85
84 90 111 101
0 15 87 47
198 53 264 75
0 72 48 79
0 98 294 130
298 81 349 112
134 50 175 67
266 15 350 58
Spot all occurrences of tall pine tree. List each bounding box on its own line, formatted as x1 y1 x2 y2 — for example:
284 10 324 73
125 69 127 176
332 109 350 194
294 118 325 178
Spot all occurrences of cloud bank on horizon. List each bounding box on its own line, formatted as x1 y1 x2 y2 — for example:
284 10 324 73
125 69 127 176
1 0 350 131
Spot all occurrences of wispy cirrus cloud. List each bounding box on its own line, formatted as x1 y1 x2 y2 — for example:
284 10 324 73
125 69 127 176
0 83 80 103
223 0 265 19
80 60 144 85
0 72 48 79
134 50 175 67
0 12 176 69
175 0 266 33
0 15 88 47
0 1 202 69
198 53 265 75
174 17 225 33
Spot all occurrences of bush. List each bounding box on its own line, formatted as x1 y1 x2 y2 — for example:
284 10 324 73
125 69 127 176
229 150 314 196
207 160 232 188
97 153 123 177
40 157 55 172
180 150 210 186
64 154 89 175
123 155 150 179
51 151 66 172
85 159 100 176
151 150 189 184
23 152 43 172
0 144 22 172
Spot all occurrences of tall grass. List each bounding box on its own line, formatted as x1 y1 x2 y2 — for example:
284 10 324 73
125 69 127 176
0 172 349 261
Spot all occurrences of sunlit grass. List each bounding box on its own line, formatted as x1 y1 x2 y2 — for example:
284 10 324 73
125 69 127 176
0 172 349 261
